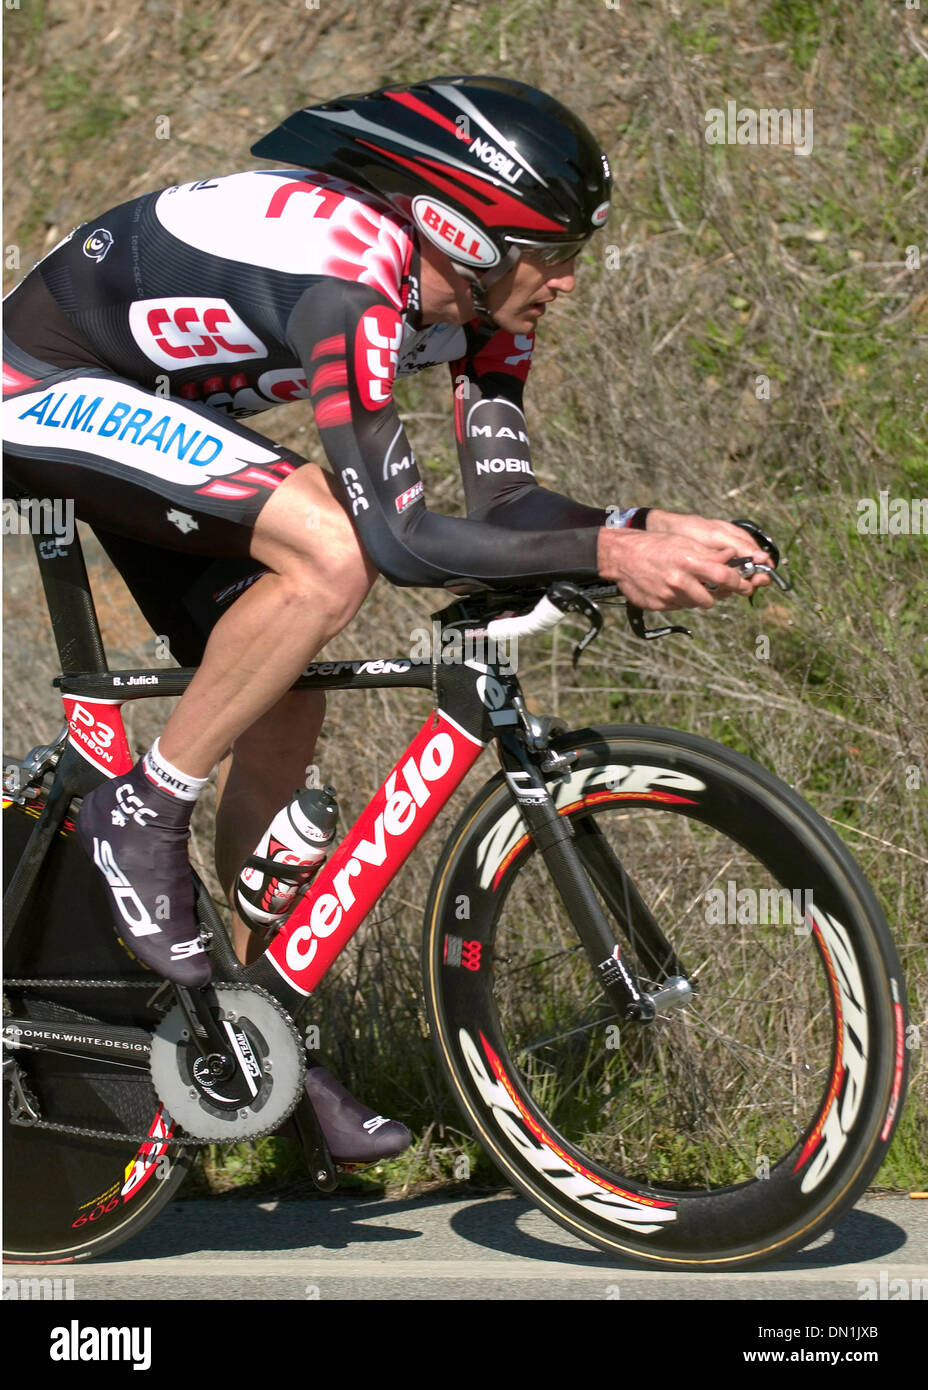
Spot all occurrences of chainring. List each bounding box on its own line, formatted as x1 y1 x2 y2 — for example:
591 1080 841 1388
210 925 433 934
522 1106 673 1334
150 985 304 1142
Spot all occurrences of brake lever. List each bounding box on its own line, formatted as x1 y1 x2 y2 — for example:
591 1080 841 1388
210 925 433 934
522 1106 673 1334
728 518 791 596
547 582 604 667
727 557 792 591
625 605 694 642
730 518 780 567
623 518 788 639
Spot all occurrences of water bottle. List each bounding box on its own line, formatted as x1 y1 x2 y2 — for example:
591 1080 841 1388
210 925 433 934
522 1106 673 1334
236 785 338 930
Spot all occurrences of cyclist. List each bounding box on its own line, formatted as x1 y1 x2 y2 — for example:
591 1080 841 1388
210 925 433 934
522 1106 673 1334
2 75 771 1161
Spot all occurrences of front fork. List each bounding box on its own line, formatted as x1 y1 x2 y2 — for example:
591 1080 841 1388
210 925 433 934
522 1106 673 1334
495 718 694 1024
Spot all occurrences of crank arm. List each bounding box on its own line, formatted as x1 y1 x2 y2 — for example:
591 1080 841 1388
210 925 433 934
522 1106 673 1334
292 1088 338 1192
172 984 237 1075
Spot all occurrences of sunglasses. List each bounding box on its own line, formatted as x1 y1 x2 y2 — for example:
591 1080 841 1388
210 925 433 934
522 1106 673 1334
513 237 592 265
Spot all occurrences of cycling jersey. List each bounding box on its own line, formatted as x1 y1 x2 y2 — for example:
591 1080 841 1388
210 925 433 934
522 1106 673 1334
2 169 613 590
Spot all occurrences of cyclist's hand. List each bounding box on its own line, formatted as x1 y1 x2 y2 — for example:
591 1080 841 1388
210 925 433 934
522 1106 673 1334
596 525 762 611
645 510 775 580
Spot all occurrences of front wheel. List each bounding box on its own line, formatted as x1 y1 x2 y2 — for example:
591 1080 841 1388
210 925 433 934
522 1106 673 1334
423 725 908 1271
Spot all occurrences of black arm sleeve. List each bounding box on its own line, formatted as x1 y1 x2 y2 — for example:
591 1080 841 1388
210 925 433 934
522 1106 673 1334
288 280 603 588
449 349 609 534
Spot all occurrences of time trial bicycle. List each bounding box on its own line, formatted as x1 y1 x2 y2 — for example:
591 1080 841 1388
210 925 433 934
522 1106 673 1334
2 523 909 1270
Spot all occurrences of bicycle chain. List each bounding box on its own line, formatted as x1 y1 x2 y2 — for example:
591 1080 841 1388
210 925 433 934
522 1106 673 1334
4 977 303 1148
7 1113 207 1147
6 978 164 990
7 1107 298 1147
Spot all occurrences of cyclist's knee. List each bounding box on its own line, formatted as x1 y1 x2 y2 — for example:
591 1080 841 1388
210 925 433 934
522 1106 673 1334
277 546 373 632
252 464 377 626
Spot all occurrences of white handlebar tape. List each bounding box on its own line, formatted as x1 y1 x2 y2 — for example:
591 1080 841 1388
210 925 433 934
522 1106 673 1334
485 595 566 642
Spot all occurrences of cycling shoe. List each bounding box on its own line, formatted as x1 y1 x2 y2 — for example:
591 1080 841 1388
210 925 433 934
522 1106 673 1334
77 761 211 987
303 1066 412 1165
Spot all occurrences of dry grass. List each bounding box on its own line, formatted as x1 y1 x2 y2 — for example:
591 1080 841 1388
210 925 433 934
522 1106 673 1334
3 0 925 1189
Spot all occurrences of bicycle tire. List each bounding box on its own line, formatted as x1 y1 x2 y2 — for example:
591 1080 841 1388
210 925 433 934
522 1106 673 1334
3 794 195 1263
423 724 908 1271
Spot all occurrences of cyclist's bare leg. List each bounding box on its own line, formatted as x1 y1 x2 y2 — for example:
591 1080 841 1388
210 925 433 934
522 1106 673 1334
158 462 377 777
76 460 376 986
149 466 410 1156
212 688 327 967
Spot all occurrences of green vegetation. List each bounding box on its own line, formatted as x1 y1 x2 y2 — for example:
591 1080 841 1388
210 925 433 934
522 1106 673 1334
758 0 835 70
42 63 129 150
3 0 925 1201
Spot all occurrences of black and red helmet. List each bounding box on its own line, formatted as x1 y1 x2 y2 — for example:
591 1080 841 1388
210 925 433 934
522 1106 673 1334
251 75 612 283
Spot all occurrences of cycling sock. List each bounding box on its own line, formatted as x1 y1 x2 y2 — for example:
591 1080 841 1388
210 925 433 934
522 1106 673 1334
143 738 209 801
77 757 211 987
303 1066 412 1164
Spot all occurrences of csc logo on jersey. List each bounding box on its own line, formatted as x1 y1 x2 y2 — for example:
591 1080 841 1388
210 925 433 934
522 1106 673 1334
354 305 402 411
128 298 267 371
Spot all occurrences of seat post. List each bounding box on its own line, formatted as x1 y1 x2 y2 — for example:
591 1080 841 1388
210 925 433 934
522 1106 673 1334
32 528 108 676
